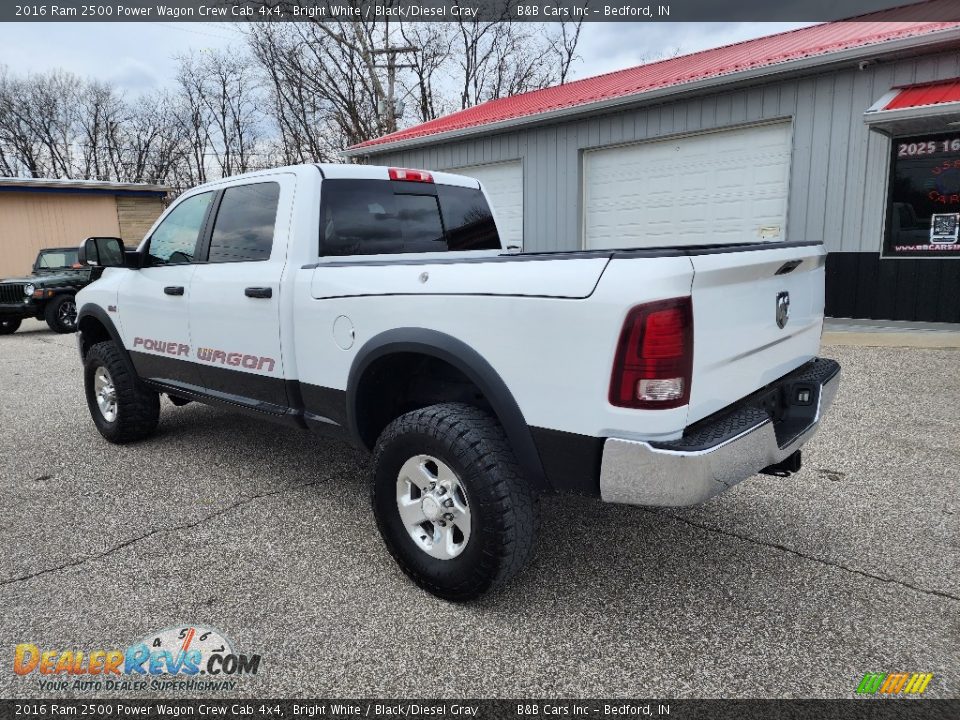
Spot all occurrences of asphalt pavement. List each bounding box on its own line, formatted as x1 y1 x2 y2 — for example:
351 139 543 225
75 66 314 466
0 319 957 699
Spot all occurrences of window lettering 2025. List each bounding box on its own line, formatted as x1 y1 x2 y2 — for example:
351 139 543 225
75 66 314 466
133 336 276 372
897 136 960 157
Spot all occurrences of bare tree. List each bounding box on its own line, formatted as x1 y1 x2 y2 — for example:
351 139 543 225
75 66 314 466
245 13 585 148
0 68 80 177
0 13 586 185
248 24 341 163
205 50 263 175
174 53 213 185
248 20 387 153
552 12 586 84
396 24 454 123
28 70 79 177
0 67 47 177
117 92 188 185
77 80 126 180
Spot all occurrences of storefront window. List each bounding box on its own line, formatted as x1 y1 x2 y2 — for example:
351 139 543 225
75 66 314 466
886 132 960 257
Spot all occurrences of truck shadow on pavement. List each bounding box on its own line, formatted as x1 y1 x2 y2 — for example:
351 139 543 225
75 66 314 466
149 401 810 612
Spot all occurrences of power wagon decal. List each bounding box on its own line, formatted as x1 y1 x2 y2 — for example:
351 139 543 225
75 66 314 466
196 347 276 372
133 337 189 357
133 337 276 372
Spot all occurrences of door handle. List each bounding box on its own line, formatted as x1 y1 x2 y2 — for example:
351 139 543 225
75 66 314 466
245 287 273 299
164 286 185 296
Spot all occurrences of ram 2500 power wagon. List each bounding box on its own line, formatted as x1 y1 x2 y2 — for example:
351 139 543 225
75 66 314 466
75 163 840 601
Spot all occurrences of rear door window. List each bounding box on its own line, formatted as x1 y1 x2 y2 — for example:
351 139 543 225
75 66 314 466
207 182 281 263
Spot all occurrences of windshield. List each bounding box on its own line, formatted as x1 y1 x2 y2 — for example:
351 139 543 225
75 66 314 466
36 249 80 270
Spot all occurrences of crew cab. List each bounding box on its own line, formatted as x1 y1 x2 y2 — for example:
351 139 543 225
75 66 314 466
75 164 840 600
0 247 94 334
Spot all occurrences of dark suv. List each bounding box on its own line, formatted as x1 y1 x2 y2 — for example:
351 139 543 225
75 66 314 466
0 247 97 334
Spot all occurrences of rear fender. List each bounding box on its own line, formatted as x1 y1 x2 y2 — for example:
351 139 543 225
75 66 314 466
347 328 551 493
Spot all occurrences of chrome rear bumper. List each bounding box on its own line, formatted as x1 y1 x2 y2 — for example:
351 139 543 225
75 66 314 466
599 358 840 507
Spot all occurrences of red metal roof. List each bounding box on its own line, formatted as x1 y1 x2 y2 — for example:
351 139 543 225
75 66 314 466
349 2 960 154
886 77 960 109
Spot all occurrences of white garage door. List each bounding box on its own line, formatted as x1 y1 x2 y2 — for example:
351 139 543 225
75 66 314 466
583 122 792 249
448 160 523 249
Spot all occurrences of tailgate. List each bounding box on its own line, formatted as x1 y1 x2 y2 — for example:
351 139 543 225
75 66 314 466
687 242 825 424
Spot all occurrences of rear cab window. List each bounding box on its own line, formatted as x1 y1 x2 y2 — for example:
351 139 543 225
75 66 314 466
320 179 500 257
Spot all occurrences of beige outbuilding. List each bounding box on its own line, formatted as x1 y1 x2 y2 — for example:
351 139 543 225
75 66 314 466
0 178 169 278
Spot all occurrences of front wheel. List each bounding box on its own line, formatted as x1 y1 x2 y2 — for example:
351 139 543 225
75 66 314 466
84 341 160 443
45 295 77 333
0 318 21 335
371 403 538 601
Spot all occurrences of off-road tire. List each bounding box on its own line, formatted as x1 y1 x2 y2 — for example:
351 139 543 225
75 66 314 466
0 318 20 335
84 341 160 443
372 402 538 601
44 294 77 333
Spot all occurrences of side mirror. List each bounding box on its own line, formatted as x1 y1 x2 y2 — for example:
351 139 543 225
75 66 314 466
79 237 126 268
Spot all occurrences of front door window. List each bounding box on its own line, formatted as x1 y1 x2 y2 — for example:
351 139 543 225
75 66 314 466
147 192 214 265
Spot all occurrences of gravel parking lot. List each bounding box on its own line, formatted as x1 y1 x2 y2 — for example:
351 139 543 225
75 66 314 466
1 319 957 699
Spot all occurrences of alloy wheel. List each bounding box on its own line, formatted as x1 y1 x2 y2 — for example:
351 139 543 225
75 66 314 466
93 366 118 422
395 454 471 560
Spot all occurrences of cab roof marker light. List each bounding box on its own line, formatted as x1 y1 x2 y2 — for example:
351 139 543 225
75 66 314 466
388 168 433 183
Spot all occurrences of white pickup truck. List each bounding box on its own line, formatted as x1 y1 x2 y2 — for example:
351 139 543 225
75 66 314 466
76 163 840 600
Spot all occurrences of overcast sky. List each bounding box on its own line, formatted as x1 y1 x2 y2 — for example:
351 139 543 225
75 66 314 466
0 21 814 94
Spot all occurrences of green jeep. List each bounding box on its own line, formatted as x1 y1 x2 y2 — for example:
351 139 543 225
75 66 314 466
0 247 98 334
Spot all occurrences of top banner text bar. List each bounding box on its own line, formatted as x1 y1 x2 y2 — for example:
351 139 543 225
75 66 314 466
5 0 960 22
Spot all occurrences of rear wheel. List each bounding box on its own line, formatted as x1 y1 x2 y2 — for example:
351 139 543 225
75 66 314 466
84 341 160 443
45 295 77 333
0 318 20 335
371 403 538 601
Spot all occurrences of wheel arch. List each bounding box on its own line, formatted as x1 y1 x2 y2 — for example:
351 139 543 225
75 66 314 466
347 328 550 493
76 303 129 364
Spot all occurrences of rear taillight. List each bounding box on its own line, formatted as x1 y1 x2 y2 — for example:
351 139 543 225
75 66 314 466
388 167 433 183
609 297 693 410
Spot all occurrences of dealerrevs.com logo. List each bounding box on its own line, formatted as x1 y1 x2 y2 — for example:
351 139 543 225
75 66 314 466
13 625 261 692
855 672 933 696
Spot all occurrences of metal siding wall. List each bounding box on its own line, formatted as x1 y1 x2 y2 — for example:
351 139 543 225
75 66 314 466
367 49 960 256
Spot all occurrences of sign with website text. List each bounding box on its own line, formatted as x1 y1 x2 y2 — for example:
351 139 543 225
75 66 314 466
886 132 960 258
884 133 960 258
